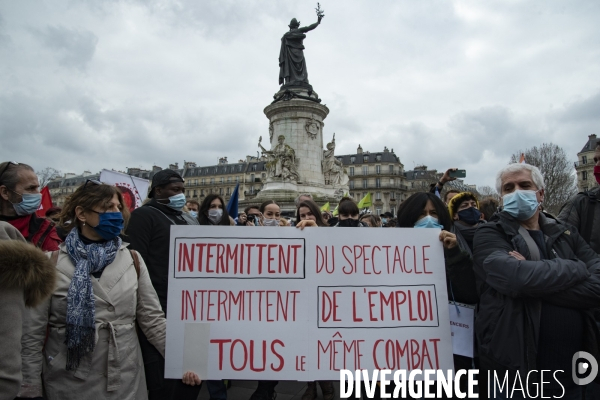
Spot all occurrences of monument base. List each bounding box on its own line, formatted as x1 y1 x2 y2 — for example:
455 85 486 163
245 87 348 216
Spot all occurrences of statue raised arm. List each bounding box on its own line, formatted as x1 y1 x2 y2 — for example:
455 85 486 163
278 4 324 89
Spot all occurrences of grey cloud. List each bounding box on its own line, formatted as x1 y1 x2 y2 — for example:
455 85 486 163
555 90 600 123
31 25 98 70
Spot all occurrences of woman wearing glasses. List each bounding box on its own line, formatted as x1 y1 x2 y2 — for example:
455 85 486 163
0 161 61 251
19 182 200 400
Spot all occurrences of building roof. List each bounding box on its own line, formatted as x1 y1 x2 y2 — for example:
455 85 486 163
338 150 401 165
404 169 437 180
580 134 599 153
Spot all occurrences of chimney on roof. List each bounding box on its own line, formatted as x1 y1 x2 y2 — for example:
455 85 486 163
152 165 162 173
169 163 179 170
357 144 363 154
384 147 389 152
219 157 228 165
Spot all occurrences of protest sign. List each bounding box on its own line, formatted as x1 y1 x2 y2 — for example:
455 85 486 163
99 169 149 211
448 302 475 358
164 226 454 380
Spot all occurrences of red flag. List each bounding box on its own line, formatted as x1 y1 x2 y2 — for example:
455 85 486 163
36 186 53 218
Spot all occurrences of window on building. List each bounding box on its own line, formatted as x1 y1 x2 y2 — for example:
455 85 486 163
376 192 381 200
376 208 382 215
363 179 368 188
251 174 255 182
349 167 354 176
227 177 231 183
236 176 239 183
583 171 588 181
582 155 588 164
362 166 368 175
376 154 382 161
363 155 369 162
201 178 205 184
220 177 224 184
252 164 257 171
226 187 230 195
238 165 243 172
350 156 355 163
390 178 395 186
376 165 381 174
250 186 255 194
376 178 381 188
350 180 355 189
219 188 223 195
390 191 395 199
210 178 215 184
201 189 204 196
389 165 394 174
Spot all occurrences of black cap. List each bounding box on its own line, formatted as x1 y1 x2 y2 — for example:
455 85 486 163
148 169 184 198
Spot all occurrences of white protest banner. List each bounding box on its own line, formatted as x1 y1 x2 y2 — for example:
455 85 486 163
164 226 454 380
99 169 149 211
448 302 475 358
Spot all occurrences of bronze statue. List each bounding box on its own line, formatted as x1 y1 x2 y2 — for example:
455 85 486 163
278 4 324 90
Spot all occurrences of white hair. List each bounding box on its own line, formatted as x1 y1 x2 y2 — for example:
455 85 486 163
495 163 545 194
294 193 313 206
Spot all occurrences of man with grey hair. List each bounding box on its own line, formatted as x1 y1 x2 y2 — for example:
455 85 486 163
474 163 600 399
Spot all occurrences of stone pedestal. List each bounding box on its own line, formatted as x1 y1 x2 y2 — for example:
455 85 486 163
252 88 348 213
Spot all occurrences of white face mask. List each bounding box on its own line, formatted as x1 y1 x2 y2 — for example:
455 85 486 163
208 208 223 224
262 218 279 227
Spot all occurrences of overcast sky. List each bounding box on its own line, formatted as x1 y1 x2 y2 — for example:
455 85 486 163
1 0 598 190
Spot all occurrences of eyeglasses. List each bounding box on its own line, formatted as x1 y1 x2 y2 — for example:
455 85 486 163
83 179 102 188
0 161 19 183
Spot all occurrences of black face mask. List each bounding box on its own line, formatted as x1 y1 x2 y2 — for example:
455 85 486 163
457 207 482 226
338 218 360 227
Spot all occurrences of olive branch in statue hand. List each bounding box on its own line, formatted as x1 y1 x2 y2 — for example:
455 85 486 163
315 3 325 21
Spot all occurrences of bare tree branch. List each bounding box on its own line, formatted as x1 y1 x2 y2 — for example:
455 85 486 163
510 143 577 215
36 167 61 188
477 185 500 201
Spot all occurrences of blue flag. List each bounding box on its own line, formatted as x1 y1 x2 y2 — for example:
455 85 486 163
227 183 239 219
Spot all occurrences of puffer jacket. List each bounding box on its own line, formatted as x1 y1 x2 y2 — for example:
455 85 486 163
473 211 600 378
0 223 56 400
558 187 600 254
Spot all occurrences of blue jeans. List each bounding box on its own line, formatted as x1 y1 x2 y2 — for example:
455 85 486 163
207 380 228 400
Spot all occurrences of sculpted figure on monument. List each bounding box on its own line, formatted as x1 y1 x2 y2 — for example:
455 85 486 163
322 134 349 185
259 135 300 182
278 4 324 89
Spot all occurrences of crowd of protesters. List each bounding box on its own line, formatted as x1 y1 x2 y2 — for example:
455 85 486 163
1 144 600 400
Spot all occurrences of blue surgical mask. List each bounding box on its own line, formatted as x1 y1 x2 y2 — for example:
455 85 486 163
189 211 198 218
11 191 42 216
92 212 124 240
163 193 186 211
414 216 444 229
502 190 540 221
457 207 481 226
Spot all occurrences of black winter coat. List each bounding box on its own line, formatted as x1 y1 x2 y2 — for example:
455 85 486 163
473 211 600 377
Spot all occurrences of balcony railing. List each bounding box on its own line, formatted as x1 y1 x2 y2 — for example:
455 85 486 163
574 161 592 168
